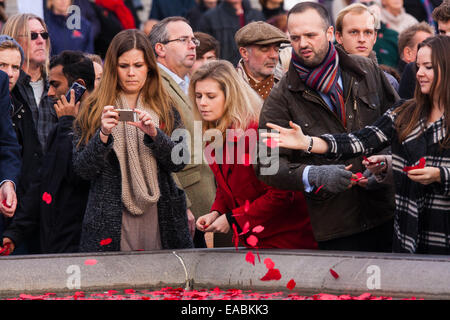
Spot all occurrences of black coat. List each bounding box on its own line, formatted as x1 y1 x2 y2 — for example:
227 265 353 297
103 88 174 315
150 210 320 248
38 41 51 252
73 108 193 252
198 0 264 65
3 116 90 253
10 87 42 199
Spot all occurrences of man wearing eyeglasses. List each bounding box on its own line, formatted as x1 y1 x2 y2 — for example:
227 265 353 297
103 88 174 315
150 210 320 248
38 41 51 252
149 17 218 248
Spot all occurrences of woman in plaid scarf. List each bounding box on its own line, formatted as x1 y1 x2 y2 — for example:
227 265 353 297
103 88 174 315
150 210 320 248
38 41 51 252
262 35 450 254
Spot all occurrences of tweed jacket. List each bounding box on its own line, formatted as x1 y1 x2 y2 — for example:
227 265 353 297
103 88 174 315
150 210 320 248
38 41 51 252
257 46 399 242
72 109 193 252
158 67 216 219
323 101 450 254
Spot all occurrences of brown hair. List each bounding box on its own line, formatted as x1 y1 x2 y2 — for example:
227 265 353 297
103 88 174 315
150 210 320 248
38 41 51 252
432 1 450 22
398 22 434 58
395 36 450 147
335 3 379 34
75 29 174 146
194 32 220 59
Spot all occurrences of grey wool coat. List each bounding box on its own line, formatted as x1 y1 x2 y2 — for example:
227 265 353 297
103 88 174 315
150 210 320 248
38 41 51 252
72 108 194 252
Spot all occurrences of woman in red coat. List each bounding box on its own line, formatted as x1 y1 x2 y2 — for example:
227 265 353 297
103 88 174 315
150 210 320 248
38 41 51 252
190 60 317 249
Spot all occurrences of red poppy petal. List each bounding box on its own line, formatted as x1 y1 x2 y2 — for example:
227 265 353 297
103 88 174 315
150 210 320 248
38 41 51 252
314 185 324 194
286 279 296 290
1 199 11 208
252 225 264 233
242 221 250 234
403 157 426 172
329 268 339 279
84 259 97 266
124 289 135 294
100 238 112 246
246 235 258 247
264 258 275 270
351 172 364 181
42 192 52 204
260 268 282 281
244 200 250 213
245 251 255 266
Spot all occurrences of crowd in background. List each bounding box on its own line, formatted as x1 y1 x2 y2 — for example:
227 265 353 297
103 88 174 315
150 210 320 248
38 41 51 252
0 0 448 257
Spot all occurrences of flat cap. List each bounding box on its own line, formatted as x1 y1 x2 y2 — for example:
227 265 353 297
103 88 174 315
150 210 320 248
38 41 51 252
235 21 290 47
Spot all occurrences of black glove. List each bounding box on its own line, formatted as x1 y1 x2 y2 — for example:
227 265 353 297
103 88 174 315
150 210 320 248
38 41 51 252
308 164 353 194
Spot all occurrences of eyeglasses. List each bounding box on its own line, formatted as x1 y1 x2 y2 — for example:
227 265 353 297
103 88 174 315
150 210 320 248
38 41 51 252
30 32 49 40
162 37 200 47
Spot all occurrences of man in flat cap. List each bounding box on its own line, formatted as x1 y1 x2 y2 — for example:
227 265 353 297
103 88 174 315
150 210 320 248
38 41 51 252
235 21 290 100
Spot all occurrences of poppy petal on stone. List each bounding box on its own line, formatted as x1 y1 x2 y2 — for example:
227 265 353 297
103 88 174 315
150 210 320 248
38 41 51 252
264 258 275 270
260 268 281 281
245 251 255 266
329 268 339 279
84 259 97 266
286 279 296 290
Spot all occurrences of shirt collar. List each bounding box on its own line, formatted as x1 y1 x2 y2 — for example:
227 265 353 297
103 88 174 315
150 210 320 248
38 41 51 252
157 62 190 94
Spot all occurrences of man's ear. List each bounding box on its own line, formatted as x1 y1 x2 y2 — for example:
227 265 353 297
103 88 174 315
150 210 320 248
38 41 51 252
154 43 166 58
239 47 249 62
74 78 86 87
335 31 343 45
326 25 334 42
403 46 412 62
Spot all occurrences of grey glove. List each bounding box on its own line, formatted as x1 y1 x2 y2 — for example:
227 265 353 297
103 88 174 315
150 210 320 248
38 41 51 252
308 165 353 194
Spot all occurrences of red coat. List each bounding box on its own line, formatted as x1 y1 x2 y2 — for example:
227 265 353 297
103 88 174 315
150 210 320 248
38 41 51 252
206 123 317 249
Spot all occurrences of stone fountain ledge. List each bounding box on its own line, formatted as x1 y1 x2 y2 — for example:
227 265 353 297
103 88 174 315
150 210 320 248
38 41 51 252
0 248 449 299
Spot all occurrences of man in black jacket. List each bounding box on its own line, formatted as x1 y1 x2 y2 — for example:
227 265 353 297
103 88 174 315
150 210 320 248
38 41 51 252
198 0 264 65
257 2 399 252
2 51 94 254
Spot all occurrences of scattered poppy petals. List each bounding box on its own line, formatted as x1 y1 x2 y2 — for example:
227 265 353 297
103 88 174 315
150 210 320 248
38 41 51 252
265 138 278 149
84 259 97 266
252 225 264 233
329 268 339 279
246 235 258 247
260 268 281 281
403 157 426 172
107 290 118 295
245 251 255 266
42 192 52 204
100 238 112 246
264 258 275 270
286 279 296 290
244 200 250 213
124 289 135 294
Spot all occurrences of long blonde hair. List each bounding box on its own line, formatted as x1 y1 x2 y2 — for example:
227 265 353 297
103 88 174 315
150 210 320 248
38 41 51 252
189 60 263 134
1 13 50 77
75 29 174 146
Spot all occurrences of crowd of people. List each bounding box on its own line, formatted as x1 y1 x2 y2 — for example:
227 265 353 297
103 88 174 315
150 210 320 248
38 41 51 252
0 0 448 256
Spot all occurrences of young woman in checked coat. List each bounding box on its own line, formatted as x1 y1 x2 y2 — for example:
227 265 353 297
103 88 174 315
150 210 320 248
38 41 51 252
191 60 317 249
263 36 450 255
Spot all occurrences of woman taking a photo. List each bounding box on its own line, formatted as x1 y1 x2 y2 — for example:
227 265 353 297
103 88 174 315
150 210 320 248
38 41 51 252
192 60 316 249
263 35 450 254
73 29 193 252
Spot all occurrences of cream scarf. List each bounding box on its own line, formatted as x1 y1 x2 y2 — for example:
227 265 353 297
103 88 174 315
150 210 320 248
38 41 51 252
112 94 160 215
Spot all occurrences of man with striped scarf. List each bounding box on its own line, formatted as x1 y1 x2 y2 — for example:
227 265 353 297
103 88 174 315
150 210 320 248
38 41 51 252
257 2 400 252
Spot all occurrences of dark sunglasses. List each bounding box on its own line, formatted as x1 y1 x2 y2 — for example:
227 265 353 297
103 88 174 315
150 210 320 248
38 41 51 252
30 32 49 40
